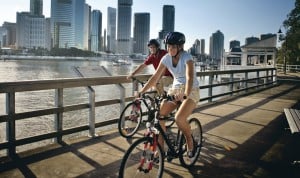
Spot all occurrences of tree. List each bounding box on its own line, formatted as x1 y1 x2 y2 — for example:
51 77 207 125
279 0 300 65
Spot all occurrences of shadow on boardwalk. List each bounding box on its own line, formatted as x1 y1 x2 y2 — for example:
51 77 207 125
1 81 300 178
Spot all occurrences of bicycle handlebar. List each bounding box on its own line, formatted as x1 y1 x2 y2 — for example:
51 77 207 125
131 77 146 86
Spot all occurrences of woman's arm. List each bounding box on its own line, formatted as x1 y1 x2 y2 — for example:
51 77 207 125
185 60 194 97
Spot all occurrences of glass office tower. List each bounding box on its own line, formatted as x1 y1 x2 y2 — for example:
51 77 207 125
117 0 133 54
30 0 43 16
91 10 102 52
107 7 116 53
51 0 89 50
133 13 150 54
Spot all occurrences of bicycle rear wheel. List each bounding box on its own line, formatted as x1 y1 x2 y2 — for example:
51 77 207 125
178 117 203 167
118 102 142 138
119 137 164 178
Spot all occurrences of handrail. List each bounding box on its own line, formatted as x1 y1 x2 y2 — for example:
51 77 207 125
276 64 300 72
0 67 277 158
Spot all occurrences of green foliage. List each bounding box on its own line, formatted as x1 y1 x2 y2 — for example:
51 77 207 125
49 47 95 57
278 0 300 65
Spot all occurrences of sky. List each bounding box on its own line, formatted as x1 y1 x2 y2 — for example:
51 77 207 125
0 0 295 53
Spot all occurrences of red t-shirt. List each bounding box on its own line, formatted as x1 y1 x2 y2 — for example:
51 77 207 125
144 49 172 77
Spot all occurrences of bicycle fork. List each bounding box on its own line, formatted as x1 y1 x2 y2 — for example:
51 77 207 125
137 133 158 173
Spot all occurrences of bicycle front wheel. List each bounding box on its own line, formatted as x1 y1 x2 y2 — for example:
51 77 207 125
178 117 203 167
119 137 164 178
118 102 142 138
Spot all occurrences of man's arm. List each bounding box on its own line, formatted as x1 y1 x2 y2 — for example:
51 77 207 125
127 63 147 79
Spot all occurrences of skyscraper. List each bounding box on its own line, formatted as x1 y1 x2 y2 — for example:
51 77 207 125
2 22 16 48
162 5 175 33
210 30 224 61
90 10 102 52
16 12 47 49
195 39 201 55
117 0 132 54
16 0 47 49
51 0 89 50
30 0 43 16
159 5 175 45
107 7 116 53
200 39 205 54
133 13 150 54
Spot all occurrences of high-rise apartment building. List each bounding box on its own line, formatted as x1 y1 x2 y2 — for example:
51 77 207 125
107 7 116 53
90 10 102 52
51 0 89 50
1 22 16 48
209 30 224 61
117 0 132 54
200 39 205 54
30 0 43 16
16 0 48 50
133 13 150 54
0 27 6 48
16 12 47 49
194 39 200 55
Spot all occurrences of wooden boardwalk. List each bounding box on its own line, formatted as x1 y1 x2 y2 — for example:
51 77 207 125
1 81 300 178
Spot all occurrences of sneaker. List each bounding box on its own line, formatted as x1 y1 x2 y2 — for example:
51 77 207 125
187 149 195 158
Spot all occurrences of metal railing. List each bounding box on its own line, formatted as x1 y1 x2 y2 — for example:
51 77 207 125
276 64 300 72
0 67 277 158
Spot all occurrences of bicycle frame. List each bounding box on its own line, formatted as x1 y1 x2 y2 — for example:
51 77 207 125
144 108 183 159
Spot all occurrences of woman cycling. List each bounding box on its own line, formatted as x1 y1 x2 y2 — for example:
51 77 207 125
136 32 200 158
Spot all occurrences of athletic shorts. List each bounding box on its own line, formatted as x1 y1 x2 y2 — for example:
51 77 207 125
167 85 200 104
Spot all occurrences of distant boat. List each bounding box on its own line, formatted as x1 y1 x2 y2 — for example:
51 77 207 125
112 58 131 66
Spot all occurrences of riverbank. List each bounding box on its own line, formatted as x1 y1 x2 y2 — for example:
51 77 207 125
0 55 105 61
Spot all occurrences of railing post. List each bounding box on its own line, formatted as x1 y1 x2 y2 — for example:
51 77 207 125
88 87 96 137
230 73 234 96
72 66 97 137
265 69 269 87
245 72 248 93
6 92 16 158
208 74 213 102
273 69 277 83
256 71 260 89
55 88 63 143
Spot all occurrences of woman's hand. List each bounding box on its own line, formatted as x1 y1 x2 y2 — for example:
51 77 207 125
134 91 141 98
174 92 185 102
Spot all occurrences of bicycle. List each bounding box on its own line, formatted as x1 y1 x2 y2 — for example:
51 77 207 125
119 95 203 178
118 77 175 138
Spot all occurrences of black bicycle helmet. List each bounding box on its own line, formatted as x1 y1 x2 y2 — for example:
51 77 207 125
164 32 185 45
147 39 160 48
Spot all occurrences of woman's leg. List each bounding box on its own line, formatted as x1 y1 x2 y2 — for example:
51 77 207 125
175 98 196 152
158 100 177 150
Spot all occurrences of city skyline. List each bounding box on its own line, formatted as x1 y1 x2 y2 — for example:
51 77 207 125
0 0 295 53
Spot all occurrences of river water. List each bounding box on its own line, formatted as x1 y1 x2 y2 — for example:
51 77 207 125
0 58 221 154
